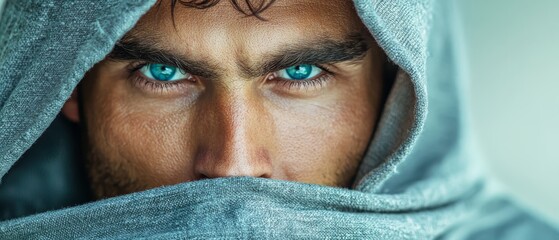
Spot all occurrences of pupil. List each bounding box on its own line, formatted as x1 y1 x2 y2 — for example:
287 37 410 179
287 64 312 80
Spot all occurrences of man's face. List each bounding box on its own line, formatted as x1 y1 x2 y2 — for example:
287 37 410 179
64 0 385 198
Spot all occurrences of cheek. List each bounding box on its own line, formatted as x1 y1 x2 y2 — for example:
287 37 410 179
83 87 196 187
270 80 376 184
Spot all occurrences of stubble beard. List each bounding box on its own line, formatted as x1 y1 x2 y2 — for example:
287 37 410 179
84 147 365 199
81 125 370 199
82 134 147 199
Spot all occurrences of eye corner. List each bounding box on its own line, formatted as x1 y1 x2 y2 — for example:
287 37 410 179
265 72 279 82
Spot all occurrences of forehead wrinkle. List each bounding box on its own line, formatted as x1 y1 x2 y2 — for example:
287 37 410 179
236 54 257 80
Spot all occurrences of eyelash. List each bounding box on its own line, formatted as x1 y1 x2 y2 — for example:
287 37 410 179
267 67 333 91
127 62 191 94
126 62 335 93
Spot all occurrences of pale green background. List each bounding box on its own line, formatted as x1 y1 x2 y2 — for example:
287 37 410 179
458 0 559 224
0 0 557 224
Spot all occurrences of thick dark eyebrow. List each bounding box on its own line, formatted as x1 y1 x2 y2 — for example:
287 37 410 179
108 33 370 80
107 40 220 79
243 33 370 78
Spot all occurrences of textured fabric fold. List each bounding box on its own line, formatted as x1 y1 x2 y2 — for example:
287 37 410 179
0 178 482 239
0 0 157 181
0 0 558 238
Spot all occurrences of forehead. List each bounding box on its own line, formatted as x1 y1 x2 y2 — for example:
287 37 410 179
126 0 366 59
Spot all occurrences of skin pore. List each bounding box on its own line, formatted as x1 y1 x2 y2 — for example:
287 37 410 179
61 0 385 199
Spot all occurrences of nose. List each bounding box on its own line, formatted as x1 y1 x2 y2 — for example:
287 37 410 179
193 87 273 179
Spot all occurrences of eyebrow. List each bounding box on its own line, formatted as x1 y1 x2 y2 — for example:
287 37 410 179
108 33 370 80
246 33 370 78
108 40 221 79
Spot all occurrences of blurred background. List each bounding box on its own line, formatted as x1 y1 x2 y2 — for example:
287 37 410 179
0 0 557 224
458 0 559 224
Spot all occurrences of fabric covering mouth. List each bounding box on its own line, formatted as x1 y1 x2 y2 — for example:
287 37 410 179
0 177 481 239
0 0 557 238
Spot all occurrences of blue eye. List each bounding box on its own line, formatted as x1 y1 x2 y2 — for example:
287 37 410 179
139 63 190 81
277 64 322 80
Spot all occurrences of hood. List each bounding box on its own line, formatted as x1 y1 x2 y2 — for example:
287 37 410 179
0 0 557 238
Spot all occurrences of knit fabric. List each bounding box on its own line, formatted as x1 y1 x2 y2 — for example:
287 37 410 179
0 0 557 238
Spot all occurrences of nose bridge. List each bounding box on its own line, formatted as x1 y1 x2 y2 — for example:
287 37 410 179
195 86 272 179
222 92 255 165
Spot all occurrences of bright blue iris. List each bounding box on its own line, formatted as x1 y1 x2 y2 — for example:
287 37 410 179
285 64 313 80
149 64 177 81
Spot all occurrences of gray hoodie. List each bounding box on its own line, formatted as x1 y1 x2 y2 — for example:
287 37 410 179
0 0 557 238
